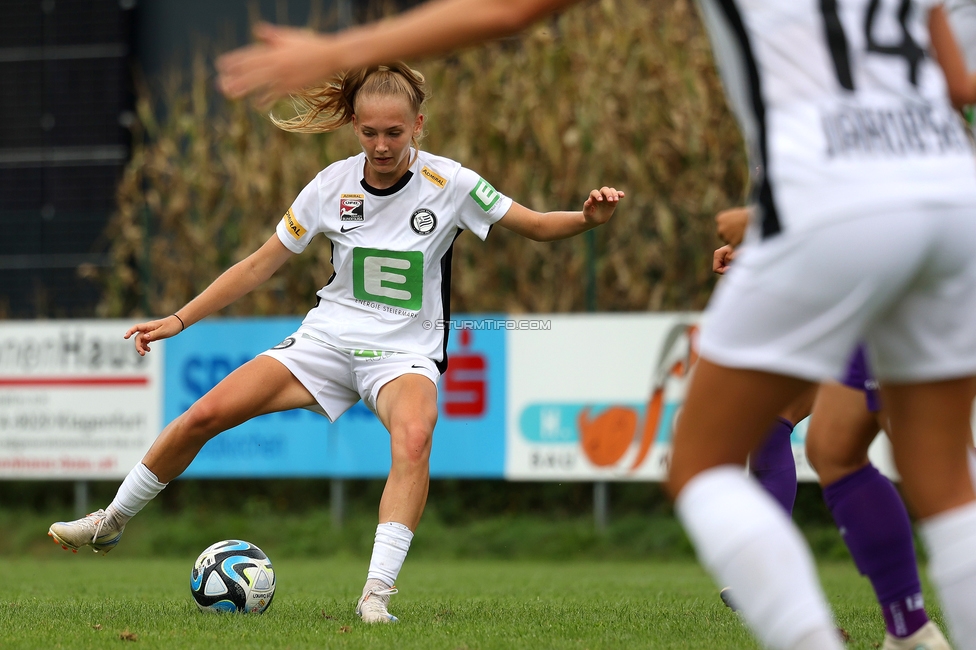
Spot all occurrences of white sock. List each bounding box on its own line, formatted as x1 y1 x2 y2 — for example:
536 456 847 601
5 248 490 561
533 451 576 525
367 522 414 587
920 500 976 650
676 466 842 650
792 628 847 650
107 463 168 525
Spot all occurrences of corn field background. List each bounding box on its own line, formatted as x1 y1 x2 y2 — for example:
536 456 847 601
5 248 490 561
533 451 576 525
93 0 748 319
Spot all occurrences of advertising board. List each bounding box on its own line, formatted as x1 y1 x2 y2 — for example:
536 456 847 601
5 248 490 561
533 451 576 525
0 320 163 478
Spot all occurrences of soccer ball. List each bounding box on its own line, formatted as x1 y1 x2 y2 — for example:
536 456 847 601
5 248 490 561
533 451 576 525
190 540 276 613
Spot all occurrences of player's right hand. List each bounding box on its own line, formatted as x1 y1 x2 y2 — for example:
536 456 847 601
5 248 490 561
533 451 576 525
124 315 183 356
713 245 735 275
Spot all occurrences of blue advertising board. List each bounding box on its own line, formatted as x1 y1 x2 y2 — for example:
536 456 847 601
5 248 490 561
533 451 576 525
164 317 506 478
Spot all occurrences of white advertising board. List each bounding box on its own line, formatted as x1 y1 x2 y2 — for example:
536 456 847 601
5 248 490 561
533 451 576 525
0 321 162 479
506 313 696 481
505 313 899 482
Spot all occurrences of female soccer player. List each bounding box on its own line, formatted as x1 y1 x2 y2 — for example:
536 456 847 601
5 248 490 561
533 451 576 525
213 2 976 649
714 212 951 650
48 62 623 624
713 19 976 641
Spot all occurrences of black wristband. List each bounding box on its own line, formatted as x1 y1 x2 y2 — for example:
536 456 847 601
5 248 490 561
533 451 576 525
172 313 185 332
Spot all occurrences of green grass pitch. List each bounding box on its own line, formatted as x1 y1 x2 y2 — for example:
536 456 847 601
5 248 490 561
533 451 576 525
1 556 945 649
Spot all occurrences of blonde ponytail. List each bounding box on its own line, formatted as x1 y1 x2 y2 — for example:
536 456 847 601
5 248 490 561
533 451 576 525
272 62 429 148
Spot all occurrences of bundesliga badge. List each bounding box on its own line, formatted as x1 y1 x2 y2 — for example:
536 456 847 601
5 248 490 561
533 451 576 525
410 208 437 235
340 193 365 221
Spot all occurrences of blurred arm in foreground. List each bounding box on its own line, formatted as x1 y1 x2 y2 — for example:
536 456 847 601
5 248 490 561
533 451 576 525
216 0 576 104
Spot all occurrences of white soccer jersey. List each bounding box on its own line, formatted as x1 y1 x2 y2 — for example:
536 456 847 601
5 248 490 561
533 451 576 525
275 150 513 372
696 0 976 238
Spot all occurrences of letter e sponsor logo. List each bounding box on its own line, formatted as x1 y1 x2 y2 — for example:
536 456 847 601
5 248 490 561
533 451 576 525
352 247 424 311
470 178 500 212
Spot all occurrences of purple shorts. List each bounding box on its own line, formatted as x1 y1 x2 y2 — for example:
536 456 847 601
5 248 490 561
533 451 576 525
842 345 881 412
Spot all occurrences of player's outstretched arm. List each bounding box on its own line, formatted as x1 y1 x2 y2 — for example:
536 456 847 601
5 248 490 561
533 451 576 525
216 0 576 103
124 234 295 356
931 5 976 110
496 187 623 242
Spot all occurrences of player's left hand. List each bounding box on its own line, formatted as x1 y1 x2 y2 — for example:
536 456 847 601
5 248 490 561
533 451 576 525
583 187 624 226
217 23 337 105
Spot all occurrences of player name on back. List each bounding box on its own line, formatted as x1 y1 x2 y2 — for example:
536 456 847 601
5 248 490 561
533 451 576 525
821 100 970 159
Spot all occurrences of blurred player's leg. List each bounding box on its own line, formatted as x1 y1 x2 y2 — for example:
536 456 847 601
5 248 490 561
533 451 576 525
721 390 814 610
670 359 843 650
358 373 437 623
808 382 948 649
724 419 799 610
721 414 799 613
49 356 316 553
883 379 976 650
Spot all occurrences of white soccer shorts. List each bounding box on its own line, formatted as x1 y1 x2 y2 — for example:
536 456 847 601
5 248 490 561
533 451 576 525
699 206 976 384
260 328 440 421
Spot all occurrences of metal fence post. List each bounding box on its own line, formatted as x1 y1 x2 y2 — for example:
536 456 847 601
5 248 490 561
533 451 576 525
331 478 345 529
594 481 609 533
74 480 89 518
586 230 610 533
336 0 352 28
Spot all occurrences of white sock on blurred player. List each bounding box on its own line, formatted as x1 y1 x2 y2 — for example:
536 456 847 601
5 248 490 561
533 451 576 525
920 501 976 650
107 463 168 527
676 466 843 650
367 521 413 587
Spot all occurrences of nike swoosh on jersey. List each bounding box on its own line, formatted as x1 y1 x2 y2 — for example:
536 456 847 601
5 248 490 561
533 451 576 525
340 224 364 233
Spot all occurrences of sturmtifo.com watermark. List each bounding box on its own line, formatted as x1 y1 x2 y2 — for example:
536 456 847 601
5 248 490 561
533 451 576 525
422 318 552 331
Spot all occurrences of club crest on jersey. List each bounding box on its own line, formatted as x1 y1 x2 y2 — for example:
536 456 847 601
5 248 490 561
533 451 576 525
340 193 365 222
410 208 437 235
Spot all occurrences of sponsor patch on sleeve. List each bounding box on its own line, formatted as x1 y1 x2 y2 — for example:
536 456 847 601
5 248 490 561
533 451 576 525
282 207 306 239
469 178 501 212
421 166 447 189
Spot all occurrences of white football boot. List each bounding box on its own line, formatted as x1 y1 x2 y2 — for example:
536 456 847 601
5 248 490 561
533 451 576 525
882 621 951 650
356 578 399 623
48 508 125 554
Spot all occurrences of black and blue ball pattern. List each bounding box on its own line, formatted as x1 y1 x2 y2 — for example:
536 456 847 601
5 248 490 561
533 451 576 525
190 540 276 614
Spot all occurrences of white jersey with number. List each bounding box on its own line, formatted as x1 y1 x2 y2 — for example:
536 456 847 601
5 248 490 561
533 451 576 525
696 0 976 238
275 150 513 372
